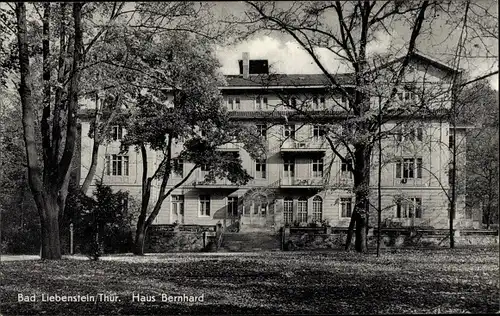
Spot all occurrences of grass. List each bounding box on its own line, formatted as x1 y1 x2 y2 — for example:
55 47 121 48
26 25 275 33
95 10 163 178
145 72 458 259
0 248 498 315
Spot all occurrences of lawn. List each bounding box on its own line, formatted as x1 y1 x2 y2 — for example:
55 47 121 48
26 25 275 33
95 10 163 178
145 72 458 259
0 248 498 315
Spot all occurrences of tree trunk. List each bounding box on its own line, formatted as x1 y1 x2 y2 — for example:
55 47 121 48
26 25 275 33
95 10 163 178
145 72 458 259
81 140 100 194
134 223 146 255
345 215 356 251
355 211 368 253
41 197 62 259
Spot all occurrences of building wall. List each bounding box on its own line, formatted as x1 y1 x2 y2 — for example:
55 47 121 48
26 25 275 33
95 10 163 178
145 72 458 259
79 59 474 229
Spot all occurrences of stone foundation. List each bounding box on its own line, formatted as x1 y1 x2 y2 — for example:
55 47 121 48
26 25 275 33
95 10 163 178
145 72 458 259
145 230 207 252
285 230 499 250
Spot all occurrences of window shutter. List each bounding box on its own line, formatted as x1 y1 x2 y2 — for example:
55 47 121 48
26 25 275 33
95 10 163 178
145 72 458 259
396 161 401 178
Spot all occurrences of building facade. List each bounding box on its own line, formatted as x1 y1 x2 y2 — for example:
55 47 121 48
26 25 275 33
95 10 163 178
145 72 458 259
78 52 481 231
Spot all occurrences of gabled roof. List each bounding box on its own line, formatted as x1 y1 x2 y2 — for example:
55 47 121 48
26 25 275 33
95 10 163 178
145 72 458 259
223 52 459 89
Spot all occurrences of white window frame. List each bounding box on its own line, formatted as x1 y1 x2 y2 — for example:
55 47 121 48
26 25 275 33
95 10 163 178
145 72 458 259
199 195 211 217
312 158 324 178
396 157 422 179
340 197 353 218
106 154 129 176
396 197 422 218
111 125 124 141
235 97 241 110
283 158 295 178
312 196 323 221
227 97 234 110
297 197 308 223
171 195 184 223
341 159 353 179
396 126 423 142
312 125 325 140
255 159 267 179
255 96 267 110
227 197 238 217
283 197 293 224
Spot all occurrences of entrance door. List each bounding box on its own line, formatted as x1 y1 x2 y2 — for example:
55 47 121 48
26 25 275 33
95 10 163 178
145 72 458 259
171 195 184 224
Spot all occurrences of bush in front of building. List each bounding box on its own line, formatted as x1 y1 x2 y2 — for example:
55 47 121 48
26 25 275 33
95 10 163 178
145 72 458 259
64 181 137 259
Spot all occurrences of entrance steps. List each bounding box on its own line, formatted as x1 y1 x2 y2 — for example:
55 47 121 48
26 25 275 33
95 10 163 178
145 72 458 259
219 232 281 252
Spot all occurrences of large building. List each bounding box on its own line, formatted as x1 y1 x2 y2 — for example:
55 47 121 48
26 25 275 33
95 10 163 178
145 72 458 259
78 52 481 231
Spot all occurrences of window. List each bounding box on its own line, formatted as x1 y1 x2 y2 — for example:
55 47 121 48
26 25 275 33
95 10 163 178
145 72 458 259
312 158 324 177
106 154 129 176
313 96 325 109
112 126 124 141
396 158 422 179
255 96 262 109
227 197 238 217
449 133 455 150
396 197 422 218
199 195 211 216
257 124 267 139
340 198 353 218
396 89 416 102
255 96 267 110
341 159 353 179
173 159 183 178
256 159 267 179
297 197 308 223
284 197 293 224
465 207 473 220
227 97 240 110
341 94 349 108
312 125 325 140
284 124 295 138
396 126 423 142
172 195 184 220
283 158 295 178
312 196 323 221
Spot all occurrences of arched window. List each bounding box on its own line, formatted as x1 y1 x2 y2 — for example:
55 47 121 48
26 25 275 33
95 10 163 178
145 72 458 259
297 197 308 223
283 197 293 224
312 196 323 221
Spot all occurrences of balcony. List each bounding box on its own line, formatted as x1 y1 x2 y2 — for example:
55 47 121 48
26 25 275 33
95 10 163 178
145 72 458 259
280 139 327 156
192 177 239 190
216 143 241 152
279 177 324 190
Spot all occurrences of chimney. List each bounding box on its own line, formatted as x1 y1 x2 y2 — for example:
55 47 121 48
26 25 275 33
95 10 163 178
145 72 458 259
242 52 249 79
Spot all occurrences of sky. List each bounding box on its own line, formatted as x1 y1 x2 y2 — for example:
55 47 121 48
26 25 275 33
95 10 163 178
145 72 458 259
213 1 499 90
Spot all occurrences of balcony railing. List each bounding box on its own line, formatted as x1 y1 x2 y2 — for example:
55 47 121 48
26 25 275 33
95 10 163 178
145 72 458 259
192 177 239 189
216 143 241 152
279 177 324 188
280 139 327 154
